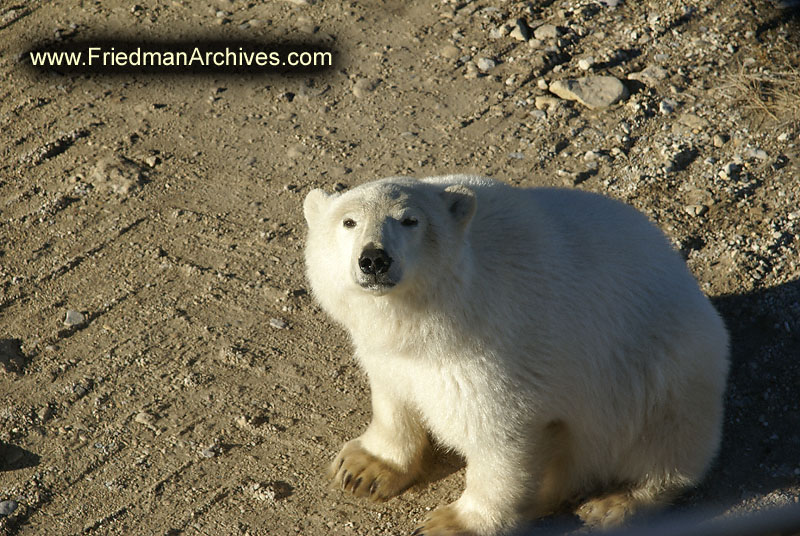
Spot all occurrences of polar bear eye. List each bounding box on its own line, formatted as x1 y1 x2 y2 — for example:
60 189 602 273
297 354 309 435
401 218 418 227
343 218 357 229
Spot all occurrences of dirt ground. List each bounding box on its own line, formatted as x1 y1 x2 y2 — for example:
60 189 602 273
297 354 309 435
1 0 799 535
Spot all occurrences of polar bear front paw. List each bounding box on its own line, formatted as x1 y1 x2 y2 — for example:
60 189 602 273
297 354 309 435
412 504 477 536
329 440 416 502
576 491 636 528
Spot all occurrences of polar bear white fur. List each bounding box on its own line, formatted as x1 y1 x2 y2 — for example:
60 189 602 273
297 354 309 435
303 175 729 536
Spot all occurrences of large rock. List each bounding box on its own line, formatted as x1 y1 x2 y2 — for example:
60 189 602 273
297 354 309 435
549 76 629 110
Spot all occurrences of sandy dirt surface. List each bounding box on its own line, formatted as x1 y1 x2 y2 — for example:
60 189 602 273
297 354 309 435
1 0 799 534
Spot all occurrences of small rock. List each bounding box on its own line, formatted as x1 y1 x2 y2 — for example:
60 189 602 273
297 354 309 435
489 24 510 39
537 78 549 90
0 500 18 517
510 19 532 41
578 57 595 71
476 57 496 72
269 318 289 330
777 132 789 142
286 144 305 159
534 96 560 110
441 45 460 59
684 204 708 217
659 99 677 115
352 78 378 98
63 309 85 327
549 76 629 110
200 444 219 458
719 162 739 178
533 24 560 40
134 411 156 427
713 134 728 147
628 65 668 86
744 147 768 161
145 155 160 168
678 113 709 130
88 155 144 195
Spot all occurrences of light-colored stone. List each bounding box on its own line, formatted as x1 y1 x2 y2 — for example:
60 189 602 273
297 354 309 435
352 78 378 98
534 96 560 110
684 204 708 217
533 24 560 40
510 19 532 41
628 65 668 86
441 45 460 59
64 309 85 326
578 56 595 71
678 113 709 130
476 57 496 72
549 76 629 110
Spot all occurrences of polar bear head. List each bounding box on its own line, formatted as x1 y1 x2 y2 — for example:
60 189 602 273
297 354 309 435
303 178 476 301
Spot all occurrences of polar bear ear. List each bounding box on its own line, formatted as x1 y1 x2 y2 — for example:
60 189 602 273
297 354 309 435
441 184 477 229
303 188 331 226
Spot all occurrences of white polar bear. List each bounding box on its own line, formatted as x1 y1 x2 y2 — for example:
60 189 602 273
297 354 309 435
303 175 729 536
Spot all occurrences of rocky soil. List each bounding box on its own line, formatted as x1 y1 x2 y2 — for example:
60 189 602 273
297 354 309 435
1 0 799 535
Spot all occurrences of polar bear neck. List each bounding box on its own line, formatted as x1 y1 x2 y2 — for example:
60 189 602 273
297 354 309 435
345 246 485 358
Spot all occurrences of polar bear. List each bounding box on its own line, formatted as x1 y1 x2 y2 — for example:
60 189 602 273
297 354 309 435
303 175 729 536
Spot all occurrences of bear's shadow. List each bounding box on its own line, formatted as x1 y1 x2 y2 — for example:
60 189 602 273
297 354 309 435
511 278 800 535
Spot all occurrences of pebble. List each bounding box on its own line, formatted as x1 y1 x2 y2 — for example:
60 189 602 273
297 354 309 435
719 162 739 178
145 155 160 168
286 144 305 159
88 155 144 195
777 132 789 142
200 444 219 458
63 309 85 327
269 318 289 330
352 78 378 98
0 500 18 517
537 78 549 90
441 45 460 59
713 134 728 147
489 25 509 39
476 57 496 72
533 24 560 40
678 113 709 130
534 96 560 110
549 76 629 110
134 411 157 429
578 56 595 71
509 19 532 41
659 99 677 115
628 65 668 86
685 204 708 217
744 147 768 161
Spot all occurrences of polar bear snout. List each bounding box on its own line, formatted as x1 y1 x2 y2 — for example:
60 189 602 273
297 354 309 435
359 246 393 275
355 243 398 292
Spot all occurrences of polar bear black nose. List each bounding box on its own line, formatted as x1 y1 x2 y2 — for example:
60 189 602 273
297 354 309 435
359 248 392 275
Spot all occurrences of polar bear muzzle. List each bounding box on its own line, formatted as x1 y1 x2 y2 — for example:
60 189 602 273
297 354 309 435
356 243 396 291
358 246 392 275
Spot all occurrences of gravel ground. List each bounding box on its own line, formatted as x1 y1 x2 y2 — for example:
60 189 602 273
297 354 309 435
1 0 798 534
